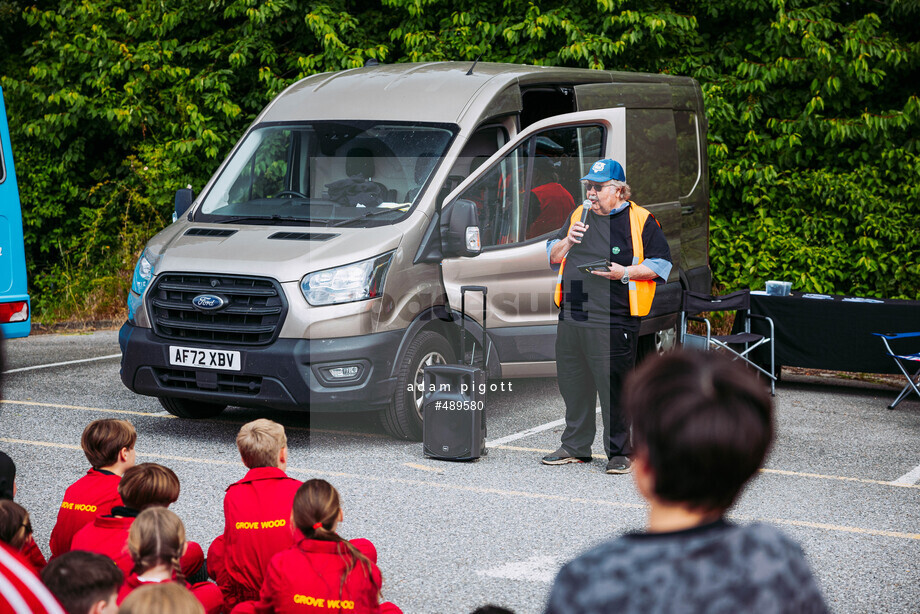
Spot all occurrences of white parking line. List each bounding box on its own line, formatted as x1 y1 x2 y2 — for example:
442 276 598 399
487 405 601 446
891 463 920 486
3 353 122 374
476 555 562 583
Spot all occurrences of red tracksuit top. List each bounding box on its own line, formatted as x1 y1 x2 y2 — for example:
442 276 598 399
69 514 134 573
0 542 65 614
70 511 204 577
20 540 47 572
49 468 122 558
221 467 302 603
118 572 224 614
232 539 383 614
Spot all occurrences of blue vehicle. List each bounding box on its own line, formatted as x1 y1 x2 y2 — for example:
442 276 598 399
0 87 31 338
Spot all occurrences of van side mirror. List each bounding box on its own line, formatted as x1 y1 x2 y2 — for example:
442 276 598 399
174 187 194 221
440 199 481 257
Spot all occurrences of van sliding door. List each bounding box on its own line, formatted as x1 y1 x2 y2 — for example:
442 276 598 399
440 109 624 376
576 82 684 323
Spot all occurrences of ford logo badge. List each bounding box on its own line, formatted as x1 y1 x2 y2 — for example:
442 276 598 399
192 294 226 310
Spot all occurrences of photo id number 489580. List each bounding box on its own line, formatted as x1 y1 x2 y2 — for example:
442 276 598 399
169 346 241 371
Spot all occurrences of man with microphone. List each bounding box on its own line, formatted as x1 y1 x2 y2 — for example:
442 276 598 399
543 159 672 474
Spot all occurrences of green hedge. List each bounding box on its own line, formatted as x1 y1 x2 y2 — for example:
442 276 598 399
1 0 917 320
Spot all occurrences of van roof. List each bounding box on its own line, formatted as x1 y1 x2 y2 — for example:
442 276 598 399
259 62 693 128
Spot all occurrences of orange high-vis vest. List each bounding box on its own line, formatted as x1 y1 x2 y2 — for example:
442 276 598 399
553 201 657 317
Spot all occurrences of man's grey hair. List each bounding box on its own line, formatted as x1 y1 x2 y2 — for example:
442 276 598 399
609 180 632 200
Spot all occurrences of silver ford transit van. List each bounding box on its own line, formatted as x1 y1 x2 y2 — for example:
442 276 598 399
119 62 711 439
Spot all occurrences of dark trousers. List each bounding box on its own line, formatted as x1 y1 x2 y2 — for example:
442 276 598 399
555 320 637 459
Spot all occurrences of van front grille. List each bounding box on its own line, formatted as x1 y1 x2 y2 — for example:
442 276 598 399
154 368 263 395
148 273 287 345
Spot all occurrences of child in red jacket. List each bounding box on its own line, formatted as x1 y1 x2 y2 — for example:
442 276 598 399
49 419 136 558
41 551 124 614
208 419 302 609
118 507 222 614
69 463 204 579
1 450 47 571
232 479 401 614
0 499 40 573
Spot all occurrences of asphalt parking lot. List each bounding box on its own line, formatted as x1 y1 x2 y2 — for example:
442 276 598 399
1 330 919 613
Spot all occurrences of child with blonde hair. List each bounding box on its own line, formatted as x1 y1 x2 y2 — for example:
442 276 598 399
117 507 222 614
118 582 204 614
208 419 302 609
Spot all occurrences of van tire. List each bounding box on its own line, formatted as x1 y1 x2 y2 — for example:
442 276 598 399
158 396 227 419
636 324 678 364
381 331 456 441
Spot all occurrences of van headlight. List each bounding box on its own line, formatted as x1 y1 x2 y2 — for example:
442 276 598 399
301 252 394 306
128 249 162 323
131 249 158 295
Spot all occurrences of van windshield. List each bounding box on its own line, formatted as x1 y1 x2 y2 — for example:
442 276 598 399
195 121 456 226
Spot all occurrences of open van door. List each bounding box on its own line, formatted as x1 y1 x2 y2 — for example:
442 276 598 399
0 88 31 339
439 109 626 378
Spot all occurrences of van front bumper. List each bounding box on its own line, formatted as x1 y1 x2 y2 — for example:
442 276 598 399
118 322 402 412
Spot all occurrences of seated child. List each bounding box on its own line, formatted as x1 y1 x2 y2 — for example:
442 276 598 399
545 350 829 614
49 419 136 558
119 582 204 614
233 478 400 614
207 419 302 608
0 451 16 500
1 450 47 571
1 541 65 614
69 463 204 579
0 499 38 572
41 550 123 614
118 507 222 614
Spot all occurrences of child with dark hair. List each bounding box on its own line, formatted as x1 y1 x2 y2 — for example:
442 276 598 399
41 550 123 614
208 419 302 608
1 449 48 571
233 479 400 614
69 463 204 580
0 500 34 555
545 350 828 614
0 451 15 500
117 508 222 614
49 419 137 558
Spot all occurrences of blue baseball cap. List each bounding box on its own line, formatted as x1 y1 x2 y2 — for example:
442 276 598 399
581 159 626 183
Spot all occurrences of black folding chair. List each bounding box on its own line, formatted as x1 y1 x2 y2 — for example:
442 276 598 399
873 332 920 409
679 290 776 395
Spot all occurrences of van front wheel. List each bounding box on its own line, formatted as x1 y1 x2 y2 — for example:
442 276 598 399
381 331 456 441
158 396 227 419
636 324 678 364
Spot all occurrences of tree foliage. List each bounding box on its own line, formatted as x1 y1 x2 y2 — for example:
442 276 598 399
1 0 918 320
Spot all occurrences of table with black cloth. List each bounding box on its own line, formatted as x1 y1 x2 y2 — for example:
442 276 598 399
738 292 920 375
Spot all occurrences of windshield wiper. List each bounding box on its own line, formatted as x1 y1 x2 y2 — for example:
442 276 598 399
215 215 327 226
329 207 405 227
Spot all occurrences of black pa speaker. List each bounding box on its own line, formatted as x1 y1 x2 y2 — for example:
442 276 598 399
422 364 486 460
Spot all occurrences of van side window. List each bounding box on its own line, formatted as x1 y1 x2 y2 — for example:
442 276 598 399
457 124 604 247
625 109 679 205
674 110 701 197
524 125 603 239
446 126 507 190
